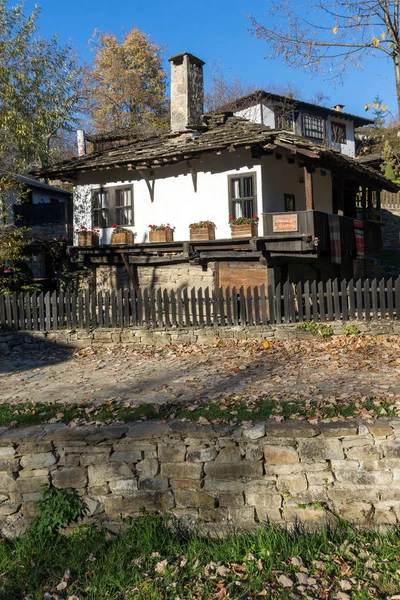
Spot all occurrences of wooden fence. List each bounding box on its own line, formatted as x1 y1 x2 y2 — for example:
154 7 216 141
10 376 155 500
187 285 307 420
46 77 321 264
381 191 400 210
1 278 400 331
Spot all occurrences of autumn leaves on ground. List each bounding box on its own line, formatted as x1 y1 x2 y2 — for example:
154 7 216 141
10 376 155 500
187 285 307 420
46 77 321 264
1 335 400 426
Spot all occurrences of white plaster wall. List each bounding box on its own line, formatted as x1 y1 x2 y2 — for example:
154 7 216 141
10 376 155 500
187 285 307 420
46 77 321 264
326 115 355 158
75 149 264 244
260 155 332 214
234 103 275 128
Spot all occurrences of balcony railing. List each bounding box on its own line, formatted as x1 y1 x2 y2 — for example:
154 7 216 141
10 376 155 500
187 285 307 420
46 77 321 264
13 202 71 226
263 210 380 255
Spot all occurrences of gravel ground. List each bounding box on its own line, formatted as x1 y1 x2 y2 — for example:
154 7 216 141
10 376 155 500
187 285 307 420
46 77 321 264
1 335 400 409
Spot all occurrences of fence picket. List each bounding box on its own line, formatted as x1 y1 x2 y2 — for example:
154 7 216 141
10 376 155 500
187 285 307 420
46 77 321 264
197 288 204 326
253 286 260 325
288 283 296 323
123 289 130 327
170 289 177 326
304 281 311 321
341 279 348 322
18 292 25 330
71 292 77 329
225 287 232 326
283 281 290 323
104 291 110 328
177 289 183 326
12 293 19 330
45 292 51 331
137 288 143 325
204 287 212 326
276 282 282 324
379 278 386 319
246 287 253 325
143 289 150 325
156 288 163 327
388 279 394 320
364 279 371 322
25 292 31 330
371 278 378 320
317 281 325 321
65 291 71 329
311 281 318 321
182 288 190 326
395 277 400 319
163 289 171 327
86 290 91 330
356 279 363 321
131 288 137 326
326 279 333 321
0 295 5 327
232 286 238 325
5 294 12 329
191 287 198 327
98 291 103 328
59 291 65 328
239 287 246 325
262 284 270 325
333 279 340 321
78 291 84 329
52 290 58 330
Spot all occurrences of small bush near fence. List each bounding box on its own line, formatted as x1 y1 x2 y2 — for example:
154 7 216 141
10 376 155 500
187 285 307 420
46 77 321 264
0 277 399 331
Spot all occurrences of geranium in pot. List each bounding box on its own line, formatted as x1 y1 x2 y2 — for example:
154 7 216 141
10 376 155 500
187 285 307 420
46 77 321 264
111 224 136 245
148 223 175 243
189 220 216 241
76 226 100 247
229 216 259 238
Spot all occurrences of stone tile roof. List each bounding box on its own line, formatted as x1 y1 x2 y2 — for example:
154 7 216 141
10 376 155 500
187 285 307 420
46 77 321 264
38 114 398 191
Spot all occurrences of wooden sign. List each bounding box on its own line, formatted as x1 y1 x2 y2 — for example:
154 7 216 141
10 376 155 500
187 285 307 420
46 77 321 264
272 214 298 232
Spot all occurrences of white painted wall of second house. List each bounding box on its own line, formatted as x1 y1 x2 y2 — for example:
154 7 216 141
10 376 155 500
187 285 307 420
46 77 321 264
326 115 355 158
74 148 264 245
234 104 275 128
260 153 333 214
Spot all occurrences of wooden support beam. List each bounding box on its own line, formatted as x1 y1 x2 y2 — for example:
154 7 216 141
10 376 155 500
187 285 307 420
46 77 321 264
367 188 373 209
304 166 314 211
120 253 139 290
137 170 155 202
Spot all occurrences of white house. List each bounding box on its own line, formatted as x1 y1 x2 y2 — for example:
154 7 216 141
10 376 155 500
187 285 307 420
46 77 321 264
39 53 396 292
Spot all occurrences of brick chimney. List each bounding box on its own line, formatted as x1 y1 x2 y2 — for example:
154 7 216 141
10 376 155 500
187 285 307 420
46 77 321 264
169 52 205 132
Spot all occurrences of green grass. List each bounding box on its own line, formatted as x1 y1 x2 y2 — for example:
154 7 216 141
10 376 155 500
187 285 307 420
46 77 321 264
1 515 400 599
0 393 397 428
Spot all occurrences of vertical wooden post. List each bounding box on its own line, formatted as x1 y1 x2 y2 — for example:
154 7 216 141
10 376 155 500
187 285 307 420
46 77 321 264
367 188 373 210
304 166 314 211
376 190 381 215
361 187 367 220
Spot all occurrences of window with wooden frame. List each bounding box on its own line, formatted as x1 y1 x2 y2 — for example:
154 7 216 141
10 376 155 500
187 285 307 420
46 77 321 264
92 185 133 228
284 193 296 212
331 121 346 144
228 173 257 219
302 113 324 140
275 108 293 131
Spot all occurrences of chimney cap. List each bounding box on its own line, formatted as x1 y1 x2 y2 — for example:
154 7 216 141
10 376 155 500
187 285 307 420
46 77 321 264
331 104 345 112
168 52 205 67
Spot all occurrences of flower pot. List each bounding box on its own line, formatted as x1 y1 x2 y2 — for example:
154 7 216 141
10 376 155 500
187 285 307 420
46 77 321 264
230 224 258 239
190 226 215 241
111 232 135 245
149 229 174 243
77 231 99 247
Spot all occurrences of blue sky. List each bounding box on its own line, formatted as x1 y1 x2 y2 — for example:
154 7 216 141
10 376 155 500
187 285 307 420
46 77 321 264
19 0 398 118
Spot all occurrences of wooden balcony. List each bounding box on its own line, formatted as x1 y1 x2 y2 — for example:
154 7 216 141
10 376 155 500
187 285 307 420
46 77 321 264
262 210 380 256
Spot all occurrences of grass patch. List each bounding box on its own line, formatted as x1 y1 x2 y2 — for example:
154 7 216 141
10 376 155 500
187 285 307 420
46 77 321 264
1 515 400 598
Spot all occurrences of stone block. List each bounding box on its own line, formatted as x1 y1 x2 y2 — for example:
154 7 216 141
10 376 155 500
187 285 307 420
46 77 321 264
126 422 168 440
198 508 228 522
228 507 255 525
282 507 333 526
16 442 53 455
158 443 186 463
42 427 89 442
136 458 159 477
0 426 45 444
203 479 246 493
277 474 308 495
80 452 111 467
205 461 263 479
21 502 37 518
16 476 48 493
0 459 19 472
0 501 20 516
297 437 343 460
215 447 242 463
367 422 393 438
18 468 51 478
0 447 16 457
175 490 215 508
336 502 373 524
169 479 202 490
242 424 265 440
382 442 400 458
345 446 381 460
186 446 217 463
245 445 264 461
328 488 379 504
264 445 299 464
334 470 392 486
319 422 358 437
306 472 334 486
341 437 374 448
88 463 133 484
161 463 202 479
52 467 88 489
110 451 143 463
85 426 128 443
218 492 244 508
109 479 138 494
104 490 174 517
138 477 169 491
265 422 318 439
245 491 282 509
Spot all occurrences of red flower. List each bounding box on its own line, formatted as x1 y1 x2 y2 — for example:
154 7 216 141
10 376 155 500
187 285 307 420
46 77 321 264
229 216 233 220
253 215 258 219
112 224 117 228
81 225 87 230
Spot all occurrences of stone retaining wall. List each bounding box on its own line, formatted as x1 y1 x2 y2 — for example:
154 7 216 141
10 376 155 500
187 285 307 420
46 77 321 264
1 419 400 537
1 319 400 353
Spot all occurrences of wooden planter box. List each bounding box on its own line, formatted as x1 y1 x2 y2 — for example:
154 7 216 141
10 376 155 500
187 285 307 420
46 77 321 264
111 232 135 245
230 223 258 239
190 226 215 241
149 229 174 243
77 231 99 247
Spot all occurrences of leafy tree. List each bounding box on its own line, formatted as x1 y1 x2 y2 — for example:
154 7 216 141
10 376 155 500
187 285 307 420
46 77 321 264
0 1 83 170
85 27 168 134
250 0 400 117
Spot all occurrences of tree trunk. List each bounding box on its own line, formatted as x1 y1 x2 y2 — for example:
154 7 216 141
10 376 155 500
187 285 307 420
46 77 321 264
394 53 400 119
